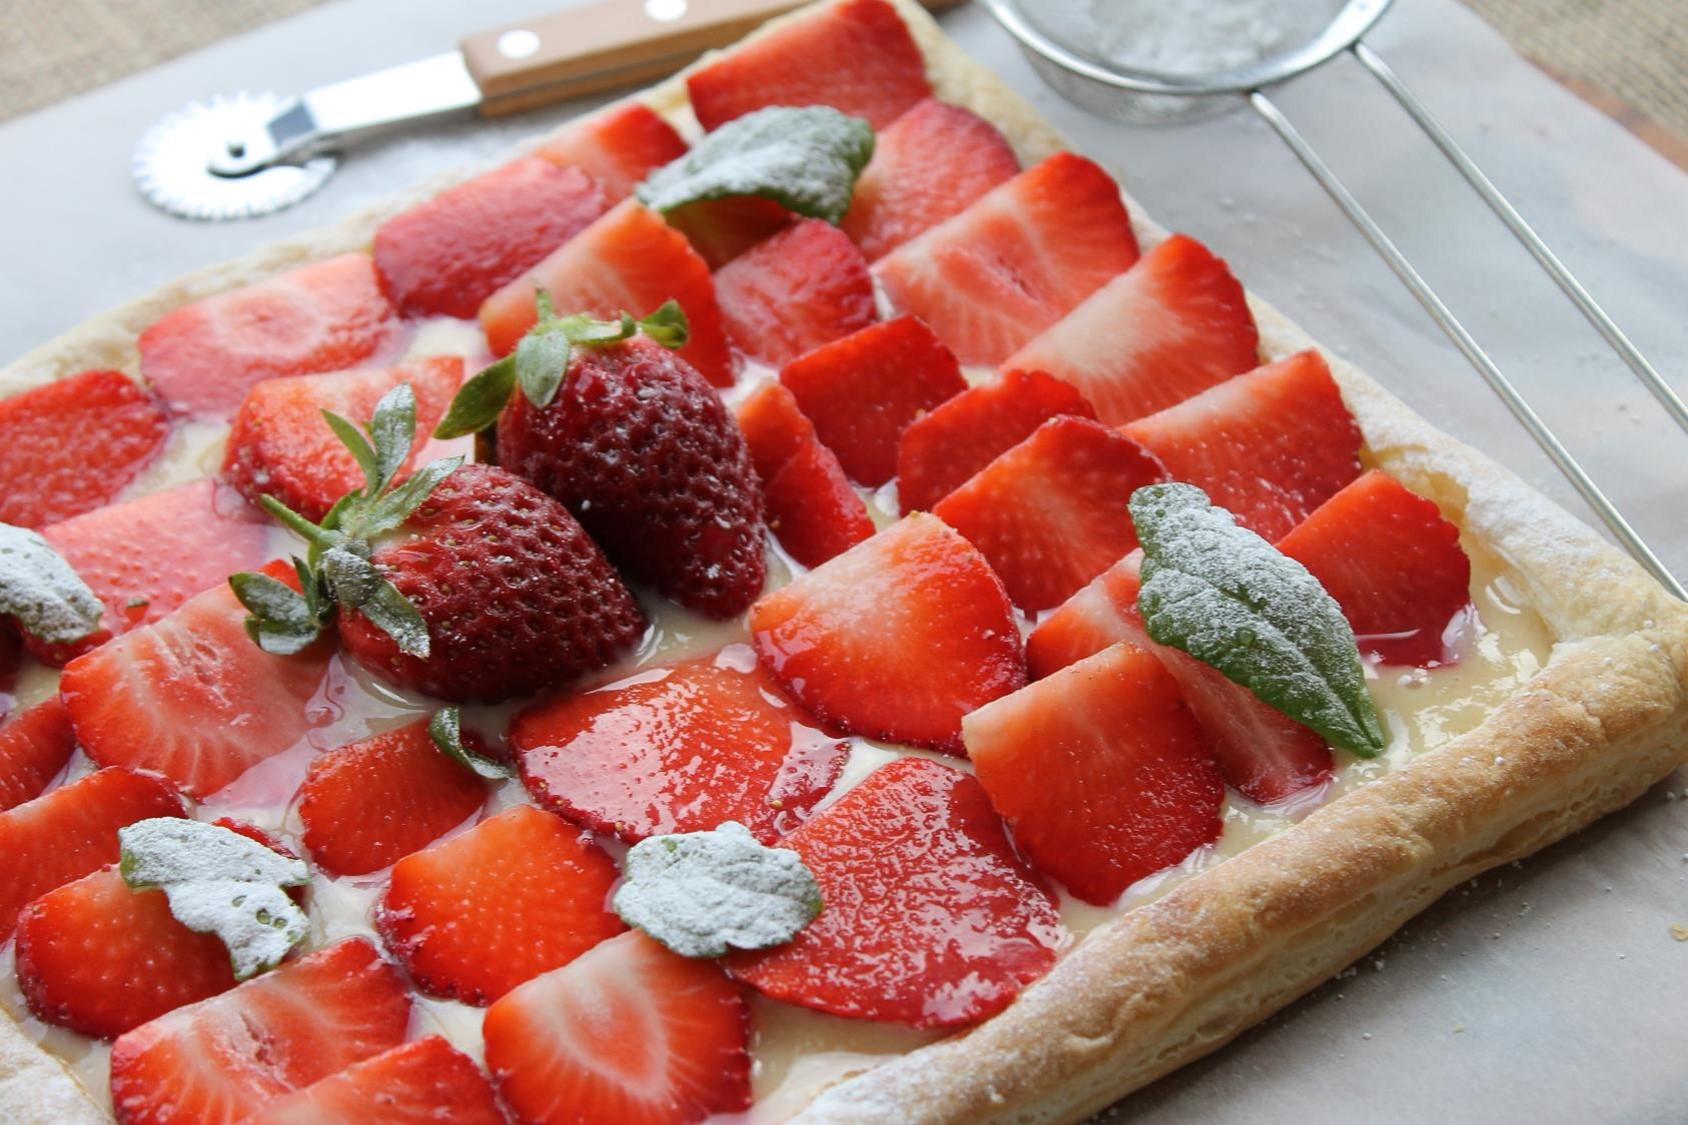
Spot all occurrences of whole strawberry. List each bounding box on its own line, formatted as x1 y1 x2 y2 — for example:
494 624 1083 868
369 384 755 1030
437 299 766 619
232 383 645 703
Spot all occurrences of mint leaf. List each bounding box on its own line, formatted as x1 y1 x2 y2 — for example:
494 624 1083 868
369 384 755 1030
0 524 103 644
1131 483 1386 757
638 106 874 225
612 822 822 958
435 355 516 439
428 707 512 779
230 570 323 655
119 818 310 980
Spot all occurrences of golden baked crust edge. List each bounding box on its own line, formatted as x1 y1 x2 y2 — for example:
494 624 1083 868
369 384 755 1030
1 2 1683 1122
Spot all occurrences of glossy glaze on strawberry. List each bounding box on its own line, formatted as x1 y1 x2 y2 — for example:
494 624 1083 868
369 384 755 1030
729 758 1063 1028
536 101 690 203
714 219 877 368
751 513 1026 753
0 697 77 812
496 335 767 619
0 370 169 530
737 381 875 568
512 649 848 844
250 1037 504 1124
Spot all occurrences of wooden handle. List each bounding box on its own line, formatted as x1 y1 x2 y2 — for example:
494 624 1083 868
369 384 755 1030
463 0 965 116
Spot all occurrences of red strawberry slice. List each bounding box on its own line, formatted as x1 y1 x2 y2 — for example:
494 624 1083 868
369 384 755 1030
0 766 185 939
374 157 609 318
764 438 877 568
0 370 169 530
896 368 1095 514
736 379 820 482
1005 234 1260 426
138 254 402 421
841 97 1020 261
536 101 689 202
736 382 873 567
15 867 238 1040
61 560 333 799
714 220 877 368
250 1037 504 1124
779 315 966 487
686 0 931 131
485 930 752 1124
0 697 77 812
479 200 733 386
376 804 624 1005
297 720 487 877
874 153 1141 365
1026 550 1334 804
1277 470 1472 666
108 938 412 1125
1120 350 1363 542
728 758 1062 1028
31 480 277 665
932 415 1165 611
964 642 1225 905
751 513 1025 753
223 356 463 522
512 649 848 844
667 196 795 270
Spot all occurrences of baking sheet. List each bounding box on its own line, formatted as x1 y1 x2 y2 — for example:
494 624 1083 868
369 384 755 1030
1 0 1685 1120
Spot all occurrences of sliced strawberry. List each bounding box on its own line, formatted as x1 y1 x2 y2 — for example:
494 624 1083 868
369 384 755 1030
209 817 300 860
728 758 1061 1027
513 650 847 844
686 0 931 131
0 767 185 939
1005 234 1259 425
896 368 1095 513
841 97 1020 261
60 560 333 799
932 415 1164 611
250 1037 504 1124
374 157 609 318
714 220 877 368
15 867 237 1040
874 153 1141 365
480 200 733 386
1277 470 1472 666
964 642 1224 905
1026 551 1334 804
751 513 1025 753
764 439 876 568
779 316 965 487
666 196 795 270
485 930 751 1124
1120 350 1363 542
376 804 624 1005
536 101 689 203
0 697 77 812
297 720 487 877
0 370 169 530
736 382 874 567
138 254 402 421
108 938 411 1125
223 356 463 522
736 379 820 482
30 480 277 665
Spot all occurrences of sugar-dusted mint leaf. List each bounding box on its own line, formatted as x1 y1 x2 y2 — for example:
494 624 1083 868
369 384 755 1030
612 821 822 959
1130 483 1387 758
119 818 311 980
429 707 512 779
637 106 874 225
0 523 103 645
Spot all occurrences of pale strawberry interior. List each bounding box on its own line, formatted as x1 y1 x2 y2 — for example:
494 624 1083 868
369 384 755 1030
0 311 1553 1121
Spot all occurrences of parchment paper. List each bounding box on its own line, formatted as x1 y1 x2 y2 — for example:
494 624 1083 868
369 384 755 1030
1 1 1685 1120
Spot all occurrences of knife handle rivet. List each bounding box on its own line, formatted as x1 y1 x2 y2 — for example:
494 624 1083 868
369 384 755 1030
644 0 687 22
496 29 541 59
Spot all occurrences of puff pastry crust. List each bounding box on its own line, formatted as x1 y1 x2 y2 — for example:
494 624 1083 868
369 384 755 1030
3 2 1685 1120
